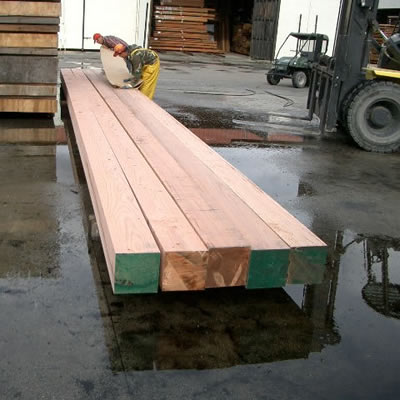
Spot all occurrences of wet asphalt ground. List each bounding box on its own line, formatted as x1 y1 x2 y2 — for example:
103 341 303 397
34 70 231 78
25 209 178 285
0 52 399 399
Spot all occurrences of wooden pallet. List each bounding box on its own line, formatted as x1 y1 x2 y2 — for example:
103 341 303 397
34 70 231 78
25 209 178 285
0 0 60 113
61 69 328 294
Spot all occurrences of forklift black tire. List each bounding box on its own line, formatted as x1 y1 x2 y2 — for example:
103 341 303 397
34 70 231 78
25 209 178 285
267 69 281 85
292 71 308 88
340 81 373 130
347 81 400 153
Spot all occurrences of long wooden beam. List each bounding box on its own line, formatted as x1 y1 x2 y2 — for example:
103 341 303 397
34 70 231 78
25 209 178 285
121 86 328 287
0 32 58 48
0 56 58 83
0 16 60 24
0 1 61 18
62 69 161 294
0 83 57 96
0 97 57 113
0 23 59 32
66 69 209 292
0 118 58 144
86 70 254 289
88 70 292 289
118 89 291 288
0 47 58 55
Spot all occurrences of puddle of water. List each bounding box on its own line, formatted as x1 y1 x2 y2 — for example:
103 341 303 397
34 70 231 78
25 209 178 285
216 146 310 202
190 128 264 145
88 227 400 372
72 138 399 375
1 110 399 398
0 118 118 398
165 106 237 129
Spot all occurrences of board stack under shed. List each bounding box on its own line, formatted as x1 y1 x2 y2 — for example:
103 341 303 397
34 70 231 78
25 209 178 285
0 0 60 113
370 23 397 64
149 0 221 54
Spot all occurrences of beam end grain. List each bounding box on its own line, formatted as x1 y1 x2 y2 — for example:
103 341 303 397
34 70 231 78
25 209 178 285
246 249 290 289
0 98 57 113
0 2 61 18
286 247 328 285
205 247 250 288
162 251 209 291
114 253 161 294
0 32 58 49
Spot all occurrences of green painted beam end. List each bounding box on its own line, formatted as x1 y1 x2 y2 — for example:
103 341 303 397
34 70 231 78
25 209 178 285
287 247 328 285
246 249 290 289
114 253 160 294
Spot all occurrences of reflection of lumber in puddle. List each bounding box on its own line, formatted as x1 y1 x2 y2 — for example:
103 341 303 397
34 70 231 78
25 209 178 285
88 237 315 371
191 128 264 145
0 142 60 279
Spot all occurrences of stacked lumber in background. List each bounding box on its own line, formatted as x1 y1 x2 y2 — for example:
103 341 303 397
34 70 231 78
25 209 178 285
62 68 328 295
387 15 399 27
0 117 65 143
149 0 221 54
161 0 205 7
0 0 60 113
231 23 252 56
370 24 396 64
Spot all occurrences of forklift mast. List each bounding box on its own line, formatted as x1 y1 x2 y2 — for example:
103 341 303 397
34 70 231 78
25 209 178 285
307 0 379 131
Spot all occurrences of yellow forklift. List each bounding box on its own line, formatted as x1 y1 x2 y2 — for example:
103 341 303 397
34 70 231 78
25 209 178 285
307 0 400 153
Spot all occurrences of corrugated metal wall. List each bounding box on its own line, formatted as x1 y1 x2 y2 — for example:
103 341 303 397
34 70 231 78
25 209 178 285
250 0 281 60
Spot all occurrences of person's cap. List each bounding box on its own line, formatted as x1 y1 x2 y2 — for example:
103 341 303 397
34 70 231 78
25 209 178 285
93 33 101 43
113 43 127 57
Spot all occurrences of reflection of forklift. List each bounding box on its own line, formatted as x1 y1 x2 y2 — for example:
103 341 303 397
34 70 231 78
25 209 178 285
361 236 400 319
267 32 329 88
339 234 400 319
307 0 400 153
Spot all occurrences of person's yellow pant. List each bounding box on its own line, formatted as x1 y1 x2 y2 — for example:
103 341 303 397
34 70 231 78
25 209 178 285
140 58 160 100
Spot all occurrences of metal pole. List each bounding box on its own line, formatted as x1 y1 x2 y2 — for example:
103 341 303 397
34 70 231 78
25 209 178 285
297 14 302 53
143 2 149 48
81 0 86 51
314 15 319 52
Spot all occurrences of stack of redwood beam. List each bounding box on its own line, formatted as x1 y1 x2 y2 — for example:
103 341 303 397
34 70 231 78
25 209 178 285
0 0 60 113
61 68 328 295
370 24 396 64
149 0 221 54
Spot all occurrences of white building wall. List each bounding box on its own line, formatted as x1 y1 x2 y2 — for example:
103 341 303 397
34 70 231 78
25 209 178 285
379 0 399 8
60 0 151 50
59 0 84 49
274 0 341 58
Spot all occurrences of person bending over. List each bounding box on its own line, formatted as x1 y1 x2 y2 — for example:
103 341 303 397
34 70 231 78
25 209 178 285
113 43 160 100
93 33 128 49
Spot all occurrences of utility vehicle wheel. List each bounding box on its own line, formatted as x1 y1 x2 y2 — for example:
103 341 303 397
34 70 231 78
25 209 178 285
267 69 280 85
292 71 307 88
347 81 400 153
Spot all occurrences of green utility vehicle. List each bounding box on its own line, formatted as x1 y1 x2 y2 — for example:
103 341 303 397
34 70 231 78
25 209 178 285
267 32 329 88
